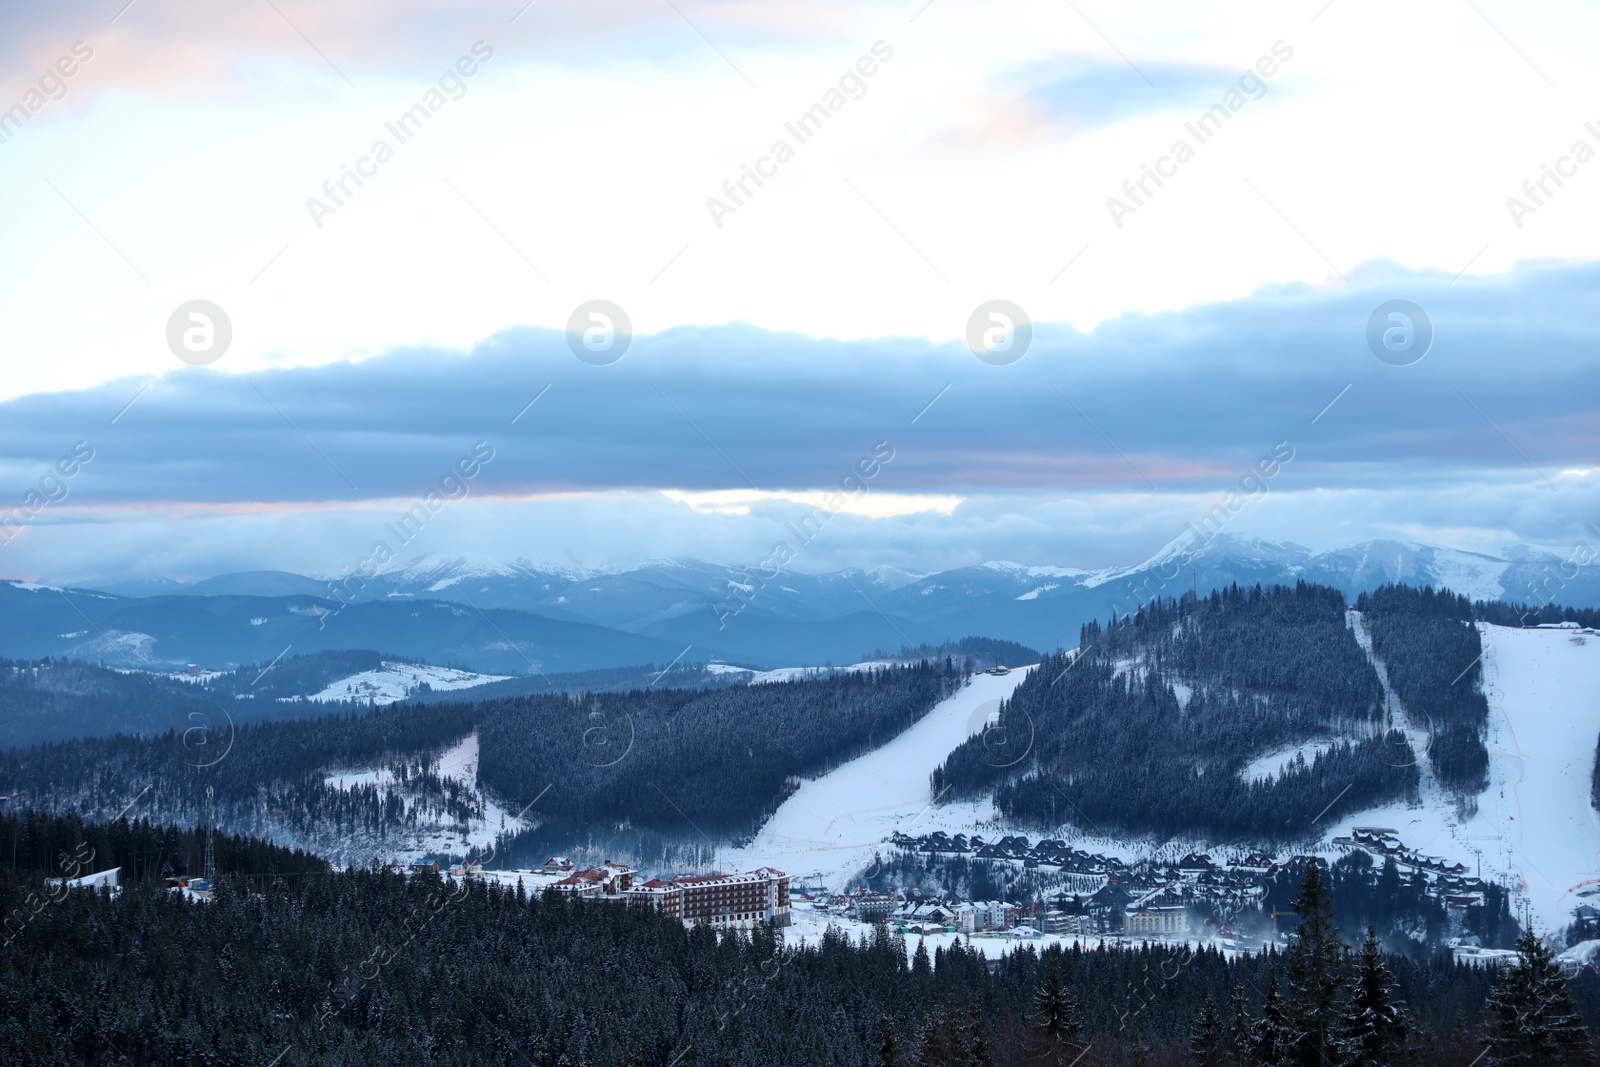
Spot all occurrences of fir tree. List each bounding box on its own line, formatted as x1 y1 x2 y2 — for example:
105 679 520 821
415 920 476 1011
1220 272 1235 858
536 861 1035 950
1336 926 1409 1066
1032 960 1084 1045
912 938 934 989
1227 986 1255 1066
1482 925 1590 1066
1190 994 1224 1066
879 1009 902 1067
963 1000 993 1067
1285 858 1344 1066
1254 969 1298 1067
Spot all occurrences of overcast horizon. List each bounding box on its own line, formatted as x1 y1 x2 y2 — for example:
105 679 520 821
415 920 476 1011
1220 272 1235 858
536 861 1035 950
2 0 1597 585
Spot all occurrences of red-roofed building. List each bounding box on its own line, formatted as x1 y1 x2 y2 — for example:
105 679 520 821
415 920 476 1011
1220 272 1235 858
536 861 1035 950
550 872 602 899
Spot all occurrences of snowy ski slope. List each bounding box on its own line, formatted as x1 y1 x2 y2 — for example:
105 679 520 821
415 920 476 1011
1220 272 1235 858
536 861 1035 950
1326 621 1600 932
719 666 1035 890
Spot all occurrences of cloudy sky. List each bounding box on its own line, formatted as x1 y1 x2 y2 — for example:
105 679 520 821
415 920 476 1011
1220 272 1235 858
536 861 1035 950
0 0 1597 583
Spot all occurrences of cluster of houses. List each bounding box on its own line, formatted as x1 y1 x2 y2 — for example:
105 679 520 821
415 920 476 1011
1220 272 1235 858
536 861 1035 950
1330 827 1488 908
374 822 1523 946
801 885 1191 941
890 832 1269 938
883 827 1518 944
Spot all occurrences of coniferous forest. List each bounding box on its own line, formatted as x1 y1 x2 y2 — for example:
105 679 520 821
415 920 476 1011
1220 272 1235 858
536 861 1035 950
0 662 959 860
935 583 1415 839
2 822 1596 1067
1355 585 1491 796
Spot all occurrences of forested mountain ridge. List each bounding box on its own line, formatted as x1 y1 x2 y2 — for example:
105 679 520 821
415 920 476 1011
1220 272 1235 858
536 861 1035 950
0 809 328 887
0 663 962 866
478 663 962 847
1356 584 1491 797
0 658 243 747
934 582 1418 840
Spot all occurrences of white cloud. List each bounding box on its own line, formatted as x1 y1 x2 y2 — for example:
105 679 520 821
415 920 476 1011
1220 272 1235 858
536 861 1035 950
661 488 963 517
4 0 1600 400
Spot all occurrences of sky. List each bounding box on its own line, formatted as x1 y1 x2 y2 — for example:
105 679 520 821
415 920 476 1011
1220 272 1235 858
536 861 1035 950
1 0 1598 583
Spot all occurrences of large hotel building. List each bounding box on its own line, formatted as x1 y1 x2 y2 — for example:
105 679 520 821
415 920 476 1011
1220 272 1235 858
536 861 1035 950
549 861 791 929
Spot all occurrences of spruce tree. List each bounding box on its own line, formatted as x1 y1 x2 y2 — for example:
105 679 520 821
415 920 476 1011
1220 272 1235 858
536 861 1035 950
963 1000 993 1067
912 939 933 989
1190 994 1224 1066
1483 925 1590 1066
1253 969 1298 1067
1227 986 1255 1065
1285 858 1344 1066
878 1010 901 1067
1031 960 1084 1045
1336 926 1409 1066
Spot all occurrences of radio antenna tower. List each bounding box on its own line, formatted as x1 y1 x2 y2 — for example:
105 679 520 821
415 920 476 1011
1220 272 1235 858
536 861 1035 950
203 785 216 883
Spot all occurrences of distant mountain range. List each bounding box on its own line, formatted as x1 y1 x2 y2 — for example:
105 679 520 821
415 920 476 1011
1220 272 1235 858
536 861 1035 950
7 535 1595 673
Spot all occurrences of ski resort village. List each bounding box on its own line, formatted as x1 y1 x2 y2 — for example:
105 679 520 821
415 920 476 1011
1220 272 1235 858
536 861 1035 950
309 613 1600 979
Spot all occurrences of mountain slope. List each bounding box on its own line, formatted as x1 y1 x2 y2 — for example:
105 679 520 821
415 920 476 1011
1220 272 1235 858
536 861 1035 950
0 580 703 674
1322 621 1600 933
45 535 1600 669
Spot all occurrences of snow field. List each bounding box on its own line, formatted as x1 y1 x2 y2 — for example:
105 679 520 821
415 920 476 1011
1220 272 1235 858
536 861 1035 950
717 667 1035 890
302 662 510 704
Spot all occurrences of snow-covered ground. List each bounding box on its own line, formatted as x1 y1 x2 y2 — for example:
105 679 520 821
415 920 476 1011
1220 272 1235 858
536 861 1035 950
1324 621 1600 933
321 732 533 862
1238 738 1341 783
703 660 901 685
783 902 1241 963
300 662 510 704
710 622 1600 933
717 668 1035 890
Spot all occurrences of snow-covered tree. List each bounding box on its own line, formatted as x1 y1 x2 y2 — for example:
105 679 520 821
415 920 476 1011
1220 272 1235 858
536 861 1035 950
1189 994 1224 1065
1482 925 1589 1066
878 1009 902 1067
1031 960 1084 1045
1254 969 1299 1067
1335 925 1410 1066
1228 985 1256 1065
1285 858 1345 1066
